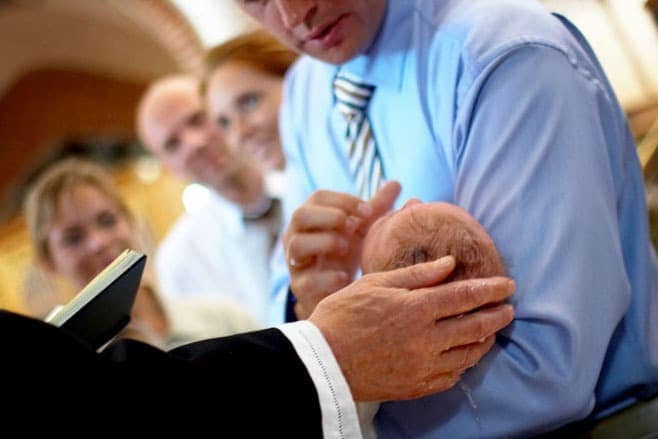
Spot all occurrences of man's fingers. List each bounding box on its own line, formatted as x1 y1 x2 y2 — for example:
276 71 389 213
290 270 350 298
290 205 351 232
351 181 402 239
398 372 461 401
287 232 349 262
434 335 496 373
374 256 456 289
290 205 364 235
395 339 497 399
420 277 516 321
431 304 514 351
423 373 462 397
294 185 397 238
308 190 372 218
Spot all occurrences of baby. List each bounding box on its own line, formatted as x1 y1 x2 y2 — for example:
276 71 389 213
358 199 508 438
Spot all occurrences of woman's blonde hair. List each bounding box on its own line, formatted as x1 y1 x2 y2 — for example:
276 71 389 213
23 157 133 261
201 29 299 95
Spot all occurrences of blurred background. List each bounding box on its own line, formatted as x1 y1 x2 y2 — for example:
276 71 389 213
0 0 657 312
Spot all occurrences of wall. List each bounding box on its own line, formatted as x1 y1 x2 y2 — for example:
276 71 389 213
0 69 149 217
168 0 256 47
543 0 658 112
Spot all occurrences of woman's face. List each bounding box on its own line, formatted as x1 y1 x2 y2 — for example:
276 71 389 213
205 60 286 171
42 183 135 288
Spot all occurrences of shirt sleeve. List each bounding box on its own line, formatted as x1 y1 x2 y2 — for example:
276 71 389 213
458 44 631 433
379 45 633 437
278 321 363 439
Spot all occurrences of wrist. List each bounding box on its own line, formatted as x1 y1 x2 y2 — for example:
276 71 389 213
308 314 354 397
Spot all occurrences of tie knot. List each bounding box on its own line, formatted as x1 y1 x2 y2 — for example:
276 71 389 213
333 73 375 119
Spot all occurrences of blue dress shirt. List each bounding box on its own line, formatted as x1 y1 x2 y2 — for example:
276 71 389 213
272 0 658 436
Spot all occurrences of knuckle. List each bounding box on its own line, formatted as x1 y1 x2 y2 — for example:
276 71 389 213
463 346 480 369
473 316 488 340
333 209 347 223
451 349 468 371
310 189 328 203
331 234 345 251
287 234 300 254
296 275 313 294
446 373 461 389
405 296 427 320
457 282 480 306
290 209 301 224
290 277 304 295
290 208 307 226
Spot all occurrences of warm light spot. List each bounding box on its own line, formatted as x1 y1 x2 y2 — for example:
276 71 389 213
133 156 161 183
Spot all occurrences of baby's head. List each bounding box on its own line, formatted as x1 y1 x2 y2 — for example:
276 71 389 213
361 200 506 279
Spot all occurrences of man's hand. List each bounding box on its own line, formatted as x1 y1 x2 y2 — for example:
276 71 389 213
309 256 515 402
283 181 402 319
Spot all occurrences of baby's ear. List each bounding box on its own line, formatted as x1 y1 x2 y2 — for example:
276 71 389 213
401 198 422 209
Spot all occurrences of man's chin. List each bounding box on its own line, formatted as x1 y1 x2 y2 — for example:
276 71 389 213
193 171 222 189
311 51 358 65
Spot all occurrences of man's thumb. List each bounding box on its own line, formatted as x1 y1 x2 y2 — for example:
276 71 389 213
368 181 402 219
378 255 456 289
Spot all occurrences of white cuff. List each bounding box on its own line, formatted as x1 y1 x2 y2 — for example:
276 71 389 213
278 321 363 439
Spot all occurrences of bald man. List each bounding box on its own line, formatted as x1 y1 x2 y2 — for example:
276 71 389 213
137 75 280 325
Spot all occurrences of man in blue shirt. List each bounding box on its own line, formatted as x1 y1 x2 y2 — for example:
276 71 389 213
236 0 658 437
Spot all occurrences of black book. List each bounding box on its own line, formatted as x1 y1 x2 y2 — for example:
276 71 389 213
44 249 146 351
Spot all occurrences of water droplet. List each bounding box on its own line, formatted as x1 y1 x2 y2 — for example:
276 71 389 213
459 380 482 436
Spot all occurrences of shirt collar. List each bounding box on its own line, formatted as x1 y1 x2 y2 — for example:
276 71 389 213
337 0 412 91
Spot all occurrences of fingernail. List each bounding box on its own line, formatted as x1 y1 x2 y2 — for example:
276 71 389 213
435 255 455 267
357 203 372 217
338 238 349 254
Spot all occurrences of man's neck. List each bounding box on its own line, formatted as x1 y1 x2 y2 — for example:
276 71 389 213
209 165 266 211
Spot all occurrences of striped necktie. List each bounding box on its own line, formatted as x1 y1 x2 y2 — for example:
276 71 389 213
333 72 384 200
